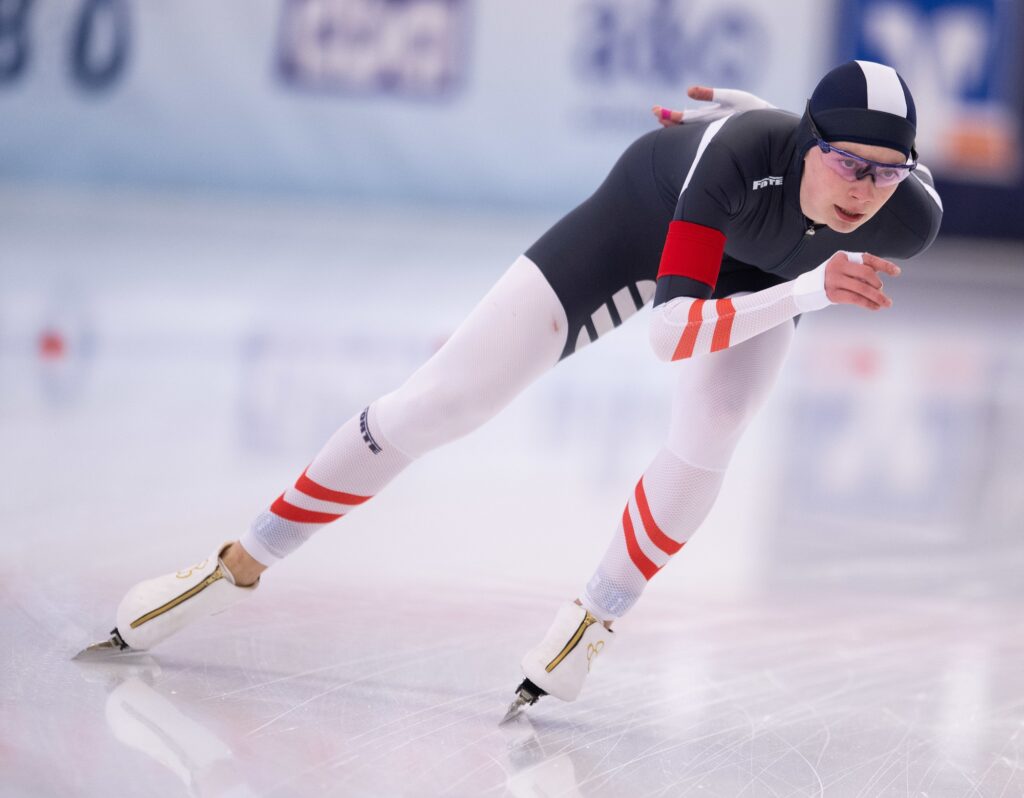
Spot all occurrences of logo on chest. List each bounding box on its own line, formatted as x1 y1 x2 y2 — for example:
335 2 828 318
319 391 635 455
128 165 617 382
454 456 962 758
753 176 784 190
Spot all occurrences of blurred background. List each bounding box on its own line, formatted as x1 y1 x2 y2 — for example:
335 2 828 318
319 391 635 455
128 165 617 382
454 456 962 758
2 0 1021 592
2 1 1024 796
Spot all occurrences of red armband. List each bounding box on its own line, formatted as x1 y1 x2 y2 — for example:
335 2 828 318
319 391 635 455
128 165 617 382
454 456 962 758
657 221 726 288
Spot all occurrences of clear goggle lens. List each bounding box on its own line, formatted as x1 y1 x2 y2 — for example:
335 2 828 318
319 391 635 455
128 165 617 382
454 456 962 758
817 141 917 188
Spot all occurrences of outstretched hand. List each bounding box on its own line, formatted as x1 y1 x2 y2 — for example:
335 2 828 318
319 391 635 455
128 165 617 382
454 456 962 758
652 85 774 127
824 252 901 311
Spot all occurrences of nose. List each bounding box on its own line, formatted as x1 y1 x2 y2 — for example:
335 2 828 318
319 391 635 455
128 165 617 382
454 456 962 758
849 176 877 203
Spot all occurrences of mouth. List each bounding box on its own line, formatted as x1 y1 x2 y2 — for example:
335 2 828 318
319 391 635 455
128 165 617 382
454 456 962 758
834 204 865 223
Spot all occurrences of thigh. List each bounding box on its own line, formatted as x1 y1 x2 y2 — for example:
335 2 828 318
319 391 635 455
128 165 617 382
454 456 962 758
374 255 569 454
526 130 674 359
424 253 570 389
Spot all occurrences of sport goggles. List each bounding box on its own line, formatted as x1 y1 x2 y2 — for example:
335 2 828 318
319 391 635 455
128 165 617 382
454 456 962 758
807 104 918 188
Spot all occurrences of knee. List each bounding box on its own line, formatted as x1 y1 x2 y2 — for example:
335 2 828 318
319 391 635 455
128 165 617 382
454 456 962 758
687 377 767 440
669 368 782 469
375 373 505 456
424 378 504 432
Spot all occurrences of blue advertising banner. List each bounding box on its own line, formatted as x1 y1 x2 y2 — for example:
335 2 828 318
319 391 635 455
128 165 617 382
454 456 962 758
835 0 1024 238
836 0 1020 184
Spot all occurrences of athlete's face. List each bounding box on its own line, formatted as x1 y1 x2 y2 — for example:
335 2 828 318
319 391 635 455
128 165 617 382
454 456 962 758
800 141 905 233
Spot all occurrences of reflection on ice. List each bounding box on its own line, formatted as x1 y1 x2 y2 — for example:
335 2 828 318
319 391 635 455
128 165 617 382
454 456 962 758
3 571 1024 795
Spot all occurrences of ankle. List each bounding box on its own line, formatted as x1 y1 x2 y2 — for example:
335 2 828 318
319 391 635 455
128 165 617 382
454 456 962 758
574 597 614 630
220 541 266 587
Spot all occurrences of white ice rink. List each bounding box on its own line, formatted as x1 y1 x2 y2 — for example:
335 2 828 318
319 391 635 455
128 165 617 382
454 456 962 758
2 187 1023 797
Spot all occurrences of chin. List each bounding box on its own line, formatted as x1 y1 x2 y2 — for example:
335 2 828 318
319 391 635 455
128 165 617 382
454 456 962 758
826 219 860 233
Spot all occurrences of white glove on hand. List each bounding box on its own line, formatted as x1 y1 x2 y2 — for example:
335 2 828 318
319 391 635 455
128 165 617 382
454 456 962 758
653 85 775 127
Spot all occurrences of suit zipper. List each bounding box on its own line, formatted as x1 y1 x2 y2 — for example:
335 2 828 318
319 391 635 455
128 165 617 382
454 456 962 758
774 220 817 273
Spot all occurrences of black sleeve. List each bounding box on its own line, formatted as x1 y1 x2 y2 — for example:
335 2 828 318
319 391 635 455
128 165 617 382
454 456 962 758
653 274 714 305
654 133 746 306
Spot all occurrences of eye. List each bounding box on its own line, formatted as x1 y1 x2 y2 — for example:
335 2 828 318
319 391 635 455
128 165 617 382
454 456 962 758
877 168 899 181
839 158 859 169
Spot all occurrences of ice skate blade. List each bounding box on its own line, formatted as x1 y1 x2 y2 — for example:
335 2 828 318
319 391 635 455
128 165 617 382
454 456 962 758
72 629 134 661
73 641 134 661
500 679 546 725
500 695 531 725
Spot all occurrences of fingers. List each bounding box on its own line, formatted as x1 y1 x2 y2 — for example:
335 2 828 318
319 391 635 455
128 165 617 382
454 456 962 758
831 253 884 289
834 276 892 309
652 87 719 127
846 262 883 290
861 252 902 276
831 288 887 311
825 252 896 310
651 105 683 126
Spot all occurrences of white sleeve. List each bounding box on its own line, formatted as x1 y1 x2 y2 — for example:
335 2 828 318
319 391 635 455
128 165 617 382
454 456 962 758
648 254 855 362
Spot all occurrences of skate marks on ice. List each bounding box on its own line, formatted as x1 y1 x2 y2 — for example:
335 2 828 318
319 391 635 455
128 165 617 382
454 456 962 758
496 609 1024 798
4 578 1024 796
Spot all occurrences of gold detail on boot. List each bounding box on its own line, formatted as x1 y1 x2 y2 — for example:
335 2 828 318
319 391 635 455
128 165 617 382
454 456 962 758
586 640 605 671
544 611 598 673
176 558 210 579
130 568 225 629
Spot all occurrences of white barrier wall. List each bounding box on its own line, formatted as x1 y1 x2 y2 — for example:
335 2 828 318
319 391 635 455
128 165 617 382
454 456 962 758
0 0 831 206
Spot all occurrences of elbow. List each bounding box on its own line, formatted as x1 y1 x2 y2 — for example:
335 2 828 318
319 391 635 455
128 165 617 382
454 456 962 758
648 309 680 362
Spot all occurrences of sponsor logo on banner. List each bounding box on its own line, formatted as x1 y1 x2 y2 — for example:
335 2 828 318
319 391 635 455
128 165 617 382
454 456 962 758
836 0 1021 183
276 0 469 97
570 0 769 130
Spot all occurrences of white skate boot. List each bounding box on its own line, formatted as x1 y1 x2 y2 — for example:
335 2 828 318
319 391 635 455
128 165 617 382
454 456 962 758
502 601 614 721
75 543 257 657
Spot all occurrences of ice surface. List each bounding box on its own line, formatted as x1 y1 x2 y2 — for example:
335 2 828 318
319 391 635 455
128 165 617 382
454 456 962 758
1 187 1023 797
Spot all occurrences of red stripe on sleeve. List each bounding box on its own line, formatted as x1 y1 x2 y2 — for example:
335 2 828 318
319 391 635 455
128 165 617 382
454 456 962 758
635 478 685 555
270 494 344 524
622 506 659 581
671 300 705 361
657 221 726 287
295 468 371 506
710 298 736 352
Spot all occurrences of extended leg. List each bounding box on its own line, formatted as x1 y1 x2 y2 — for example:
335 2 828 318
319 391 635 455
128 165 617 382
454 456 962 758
88 256 568 654
236 254 569 569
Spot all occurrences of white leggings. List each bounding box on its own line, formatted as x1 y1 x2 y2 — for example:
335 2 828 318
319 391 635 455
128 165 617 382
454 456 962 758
582 314 793 619
374 256 569 457
242 255 793 619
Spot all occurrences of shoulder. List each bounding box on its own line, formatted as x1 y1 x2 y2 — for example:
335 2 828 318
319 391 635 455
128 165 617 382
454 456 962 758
717 108 800 143
686 109 799 194
676 110 797 224
870 163 944 258
707 109 799 163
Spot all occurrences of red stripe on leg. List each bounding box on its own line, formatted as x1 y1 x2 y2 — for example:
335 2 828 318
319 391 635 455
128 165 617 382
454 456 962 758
671 300 705 361
622 506 659 581
710 298 736 353
270 494 344 524
295 468 371 506
635 478 685 555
